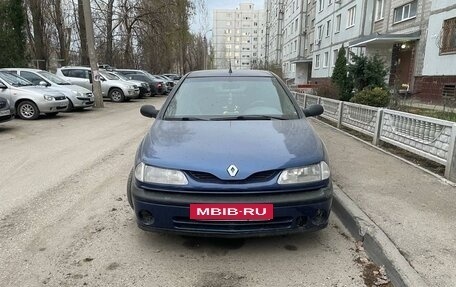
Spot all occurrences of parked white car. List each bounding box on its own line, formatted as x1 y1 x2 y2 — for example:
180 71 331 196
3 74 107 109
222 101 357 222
0 72 68 120
56 66 139 102
1 68 94 111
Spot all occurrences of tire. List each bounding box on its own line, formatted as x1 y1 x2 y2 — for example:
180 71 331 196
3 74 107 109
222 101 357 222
17 100 40 120
127 167 134 209
66 100 74 112
109 88 125 102
46 112 59 117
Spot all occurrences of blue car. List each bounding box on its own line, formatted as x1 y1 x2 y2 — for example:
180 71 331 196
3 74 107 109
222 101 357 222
128 70 332 237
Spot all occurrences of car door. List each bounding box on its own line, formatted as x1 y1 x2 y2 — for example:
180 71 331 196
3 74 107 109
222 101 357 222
0 79 12 109
63 69 91 90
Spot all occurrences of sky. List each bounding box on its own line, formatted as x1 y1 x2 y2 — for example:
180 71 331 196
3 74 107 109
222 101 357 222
190 0 264 35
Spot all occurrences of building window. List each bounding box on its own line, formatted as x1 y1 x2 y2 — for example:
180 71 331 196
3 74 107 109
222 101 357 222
294 40 297 52
318 0 324 12
441 17 456 54
375 0 384 21
317 25 323 40
315 54 320 68
295 18 299 32
333 49 338 66
326 20 331 37
323 52 329 67
393 1 417 24
347 6 356 28
310 43 313 52
335 14 341 33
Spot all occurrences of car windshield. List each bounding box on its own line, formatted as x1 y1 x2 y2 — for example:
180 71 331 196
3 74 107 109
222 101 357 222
111 73 128 81
164 77 299 120
39 71 71 85
100 71 117 80
144 72 157 79
0 71 34 87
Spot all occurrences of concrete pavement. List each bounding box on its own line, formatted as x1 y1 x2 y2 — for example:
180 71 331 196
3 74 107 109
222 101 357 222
311 119 456 287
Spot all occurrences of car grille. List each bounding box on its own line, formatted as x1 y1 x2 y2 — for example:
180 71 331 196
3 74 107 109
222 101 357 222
172 216 294 233
54 96 66 101
186 170 278 184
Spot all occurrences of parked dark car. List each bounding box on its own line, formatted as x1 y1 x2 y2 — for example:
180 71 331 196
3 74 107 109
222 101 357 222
127 70 331 238
154 75 174 94
0 96 14 123
162 73 181 82
127 74 165 96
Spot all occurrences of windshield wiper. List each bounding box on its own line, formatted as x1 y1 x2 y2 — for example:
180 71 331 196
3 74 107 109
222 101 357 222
165 116 208 121
210 115 287 121
58 83 71 85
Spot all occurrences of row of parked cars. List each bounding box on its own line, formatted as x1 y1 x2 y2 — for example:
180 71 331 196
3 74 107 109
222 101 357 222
0 66 181 121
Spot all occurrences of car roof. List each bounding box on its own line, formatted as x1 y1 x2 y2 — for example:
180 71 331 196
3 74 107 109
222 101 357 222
60 66 90 70
0 68 42 72
186 70 273 78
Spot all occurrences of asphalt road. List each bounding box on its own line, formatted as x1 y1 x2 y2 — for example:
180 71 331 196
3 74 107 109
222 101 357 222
1 97 367 287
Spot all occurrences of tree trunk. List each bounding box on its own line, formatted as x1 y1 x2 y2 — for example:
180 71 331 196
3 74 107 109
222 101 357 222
54 0 67 65
105 0 114 64
78 0 89 65
29 0 47 70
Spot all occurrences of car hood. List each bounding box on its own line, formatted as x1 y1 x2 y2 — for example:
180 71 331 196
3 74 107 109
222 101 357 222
139 119 325 180
66 84 92 94
18 86 65 96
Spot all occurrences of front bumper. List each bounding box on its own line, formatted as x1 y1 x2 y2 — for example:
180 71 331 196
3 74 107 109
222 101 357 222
125 88 139 99
0 109 14 123
72 96 94 108
38 100 69 113
131 181 333 238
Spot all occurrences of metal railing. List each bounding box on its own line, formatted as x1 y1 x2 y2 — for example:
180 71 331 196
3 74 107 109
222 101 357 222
292 92 456 182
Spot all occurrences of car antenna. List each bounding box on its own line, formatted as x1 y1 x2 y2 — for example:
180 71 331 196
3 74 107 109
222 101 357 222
228 60 232 75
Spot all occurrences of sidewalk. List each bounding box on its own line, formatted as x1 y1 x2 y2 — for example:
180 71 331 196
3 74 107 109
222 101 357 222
311 119 456 287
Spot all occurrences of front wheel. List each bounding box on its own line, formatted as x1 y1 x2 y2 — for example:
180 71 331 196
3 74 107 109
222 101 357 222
17 101 40 120
109 88 125 102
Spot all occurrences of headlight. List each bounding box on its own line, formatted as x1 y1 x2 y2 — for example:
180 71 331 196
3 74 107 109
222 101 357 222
43 95 55 101
71 90 78 95
129 85 135 89
86 92 93 97
135 162 188 185
278 162 330 185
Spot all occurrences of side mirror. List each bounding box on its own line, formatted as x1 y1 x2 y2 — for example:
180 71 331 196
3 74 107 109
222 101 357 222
303 104 324 117
39 81 49 87
140 105 159 118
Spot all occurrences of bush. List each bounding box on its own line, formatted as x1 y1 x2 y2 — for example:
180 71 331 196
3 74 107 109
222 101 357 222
315 82 340 99
348 53 388 92
331 46 352 101
350 87 390 107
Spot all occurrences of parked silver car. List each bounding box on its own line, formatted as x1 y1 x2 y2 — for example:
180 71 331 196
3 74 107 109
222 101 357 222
0 72 68 120
107 72 151 98
1 68 94 111
0 96 14 123
56 66 139 102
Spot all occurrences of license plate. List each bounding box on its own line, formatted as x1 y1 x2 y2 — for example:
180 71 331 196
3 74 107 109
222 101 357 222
0 110 11 116
190 204 273 221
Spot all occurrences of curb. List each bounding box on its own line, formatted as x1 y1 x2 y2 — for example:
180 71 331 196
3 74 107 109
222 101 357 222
332 185 427 287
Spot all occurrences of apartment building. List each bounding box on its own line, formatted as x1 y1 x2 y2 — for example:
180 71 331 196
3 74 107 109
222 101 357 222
212 3 263 70
312 0 373 82
265 0 285 66
419 0 456 103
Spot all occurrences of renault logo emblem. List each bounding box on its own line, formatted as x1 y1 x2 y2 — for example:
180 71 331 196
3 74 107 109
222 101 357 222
227 164 239 177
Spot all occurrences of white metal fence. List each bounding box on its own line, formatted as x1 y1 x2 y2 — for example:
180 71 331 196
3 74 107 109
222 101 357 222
292 92 456 182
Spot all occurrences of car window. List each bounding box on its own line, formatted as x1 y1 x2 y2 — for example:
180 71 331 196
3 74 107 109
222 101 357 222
65 69 90 79
130 74 148 82
20 71 46 85
100 71 118 80
164 77 299 120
